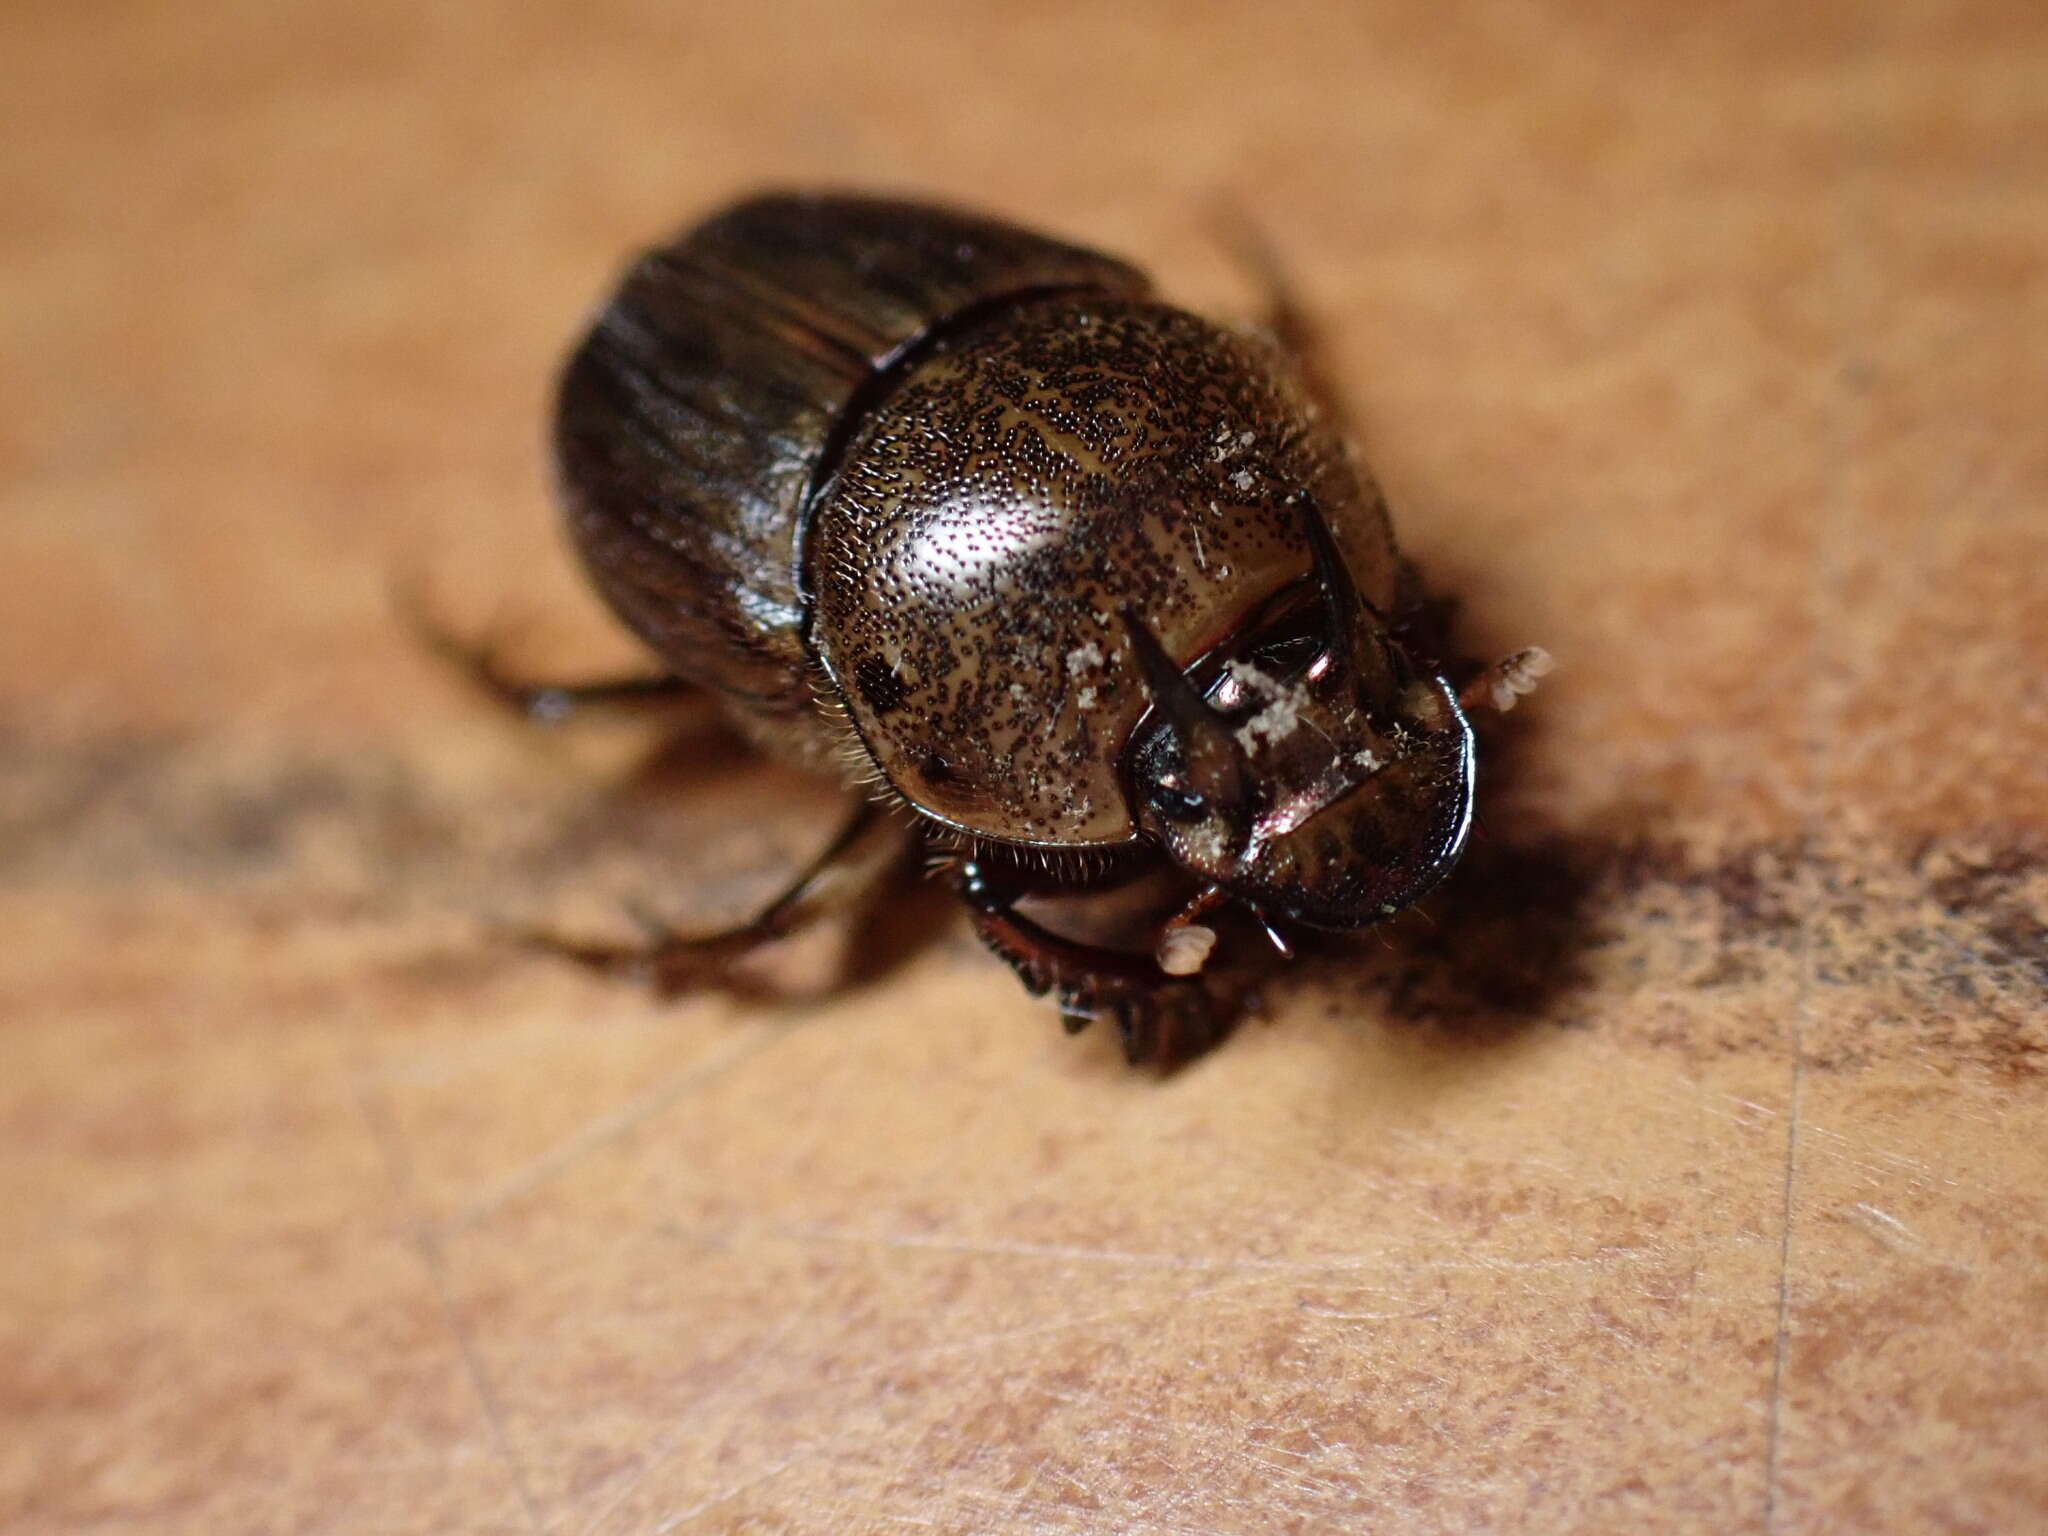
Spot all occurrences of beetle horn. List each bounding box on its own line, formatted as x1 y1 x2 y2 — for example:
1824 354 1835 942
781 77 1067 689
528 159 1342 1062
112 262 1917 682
1293 492 1358 679
1293 490 1411 702
1117 605 1248 808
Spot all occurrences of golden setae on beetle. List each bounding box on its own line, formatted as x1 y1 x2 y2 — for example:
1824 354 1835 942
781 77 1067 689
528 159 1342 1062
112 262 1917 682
504 192 1545 1064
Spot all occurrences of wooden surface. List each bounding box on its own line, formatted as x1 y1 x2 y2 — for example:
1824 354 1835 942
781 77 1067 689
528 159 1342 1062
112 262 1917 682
4 1 2045 1531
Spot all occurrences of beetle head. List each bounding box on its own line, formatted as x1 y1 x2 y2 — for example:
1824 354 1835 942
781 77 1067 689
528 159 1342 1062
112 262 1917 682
1120 495 1474 932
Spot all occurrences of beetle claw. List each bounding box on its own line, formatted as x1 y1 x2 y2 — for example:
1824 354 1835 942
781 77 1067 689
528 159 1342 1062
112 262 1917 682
505 921 763 998
1111 983 1222 1067
504 925 658 981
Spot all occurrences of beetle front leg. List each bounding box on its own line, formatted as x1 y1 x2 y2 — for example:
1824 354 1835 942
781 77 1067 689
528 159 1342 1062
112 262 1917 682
523 802 912 997
956 862 1230 1066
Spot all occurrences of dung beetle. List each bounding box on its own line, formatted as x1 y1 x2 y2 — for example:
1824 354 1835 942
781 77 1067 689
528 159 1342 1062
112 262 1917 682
495 193 1546 1063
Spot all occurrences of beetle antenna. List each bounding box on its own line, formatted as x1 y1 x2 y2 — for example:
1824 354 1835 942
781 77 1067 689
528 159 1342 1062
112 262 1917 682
1118 605 1248 808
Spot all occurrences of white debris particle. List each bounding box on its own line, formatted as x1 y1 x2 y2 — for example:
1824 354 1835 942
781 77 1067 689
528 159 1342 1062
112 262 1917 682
1230 469 1256 492
1156 924 1217 976
1236 693 1303 752
1222 661 1311 753
1211 427 1256 462
1066 640 1105 672
1076 686 1098 711
1486 646 1555 711
1181 821 1232 867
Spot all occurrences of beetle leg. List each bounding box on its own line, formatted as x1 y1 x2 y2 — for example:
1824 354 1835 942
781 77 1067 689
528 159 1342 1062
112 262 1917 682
399 586 697 722
1213 206 1351 428
956 866 1230 1066
469 668 696 724
518 802 911 996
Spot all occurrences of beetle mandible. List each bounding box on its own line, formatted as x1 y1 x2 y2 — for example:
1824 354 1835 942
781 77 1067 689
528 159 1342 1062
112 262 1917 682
497 193 1546 1064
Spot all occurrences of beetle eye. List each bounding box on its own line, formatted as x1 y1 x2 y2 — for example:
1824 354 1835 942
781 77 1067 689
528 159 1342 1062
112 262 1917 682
1148 781 1210 824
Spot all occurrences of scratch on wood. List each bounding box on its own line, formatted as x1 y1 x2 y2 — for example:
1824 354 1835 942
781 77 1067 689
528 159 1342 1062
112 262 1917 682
1763 999 1806 1536
648 1450 812 1533
575 1307 814 1536
1844 1201 1922 1251
1768 39 1878 1519
772 1222 1640 1280
1295 1302 1439 1322
439 1021 784 1236
353 1068 547 1535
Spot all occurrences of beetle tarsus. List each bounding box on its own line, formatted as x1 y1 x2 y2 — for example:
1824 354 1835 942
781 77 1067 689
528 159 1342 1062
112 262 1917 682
510 925 753 996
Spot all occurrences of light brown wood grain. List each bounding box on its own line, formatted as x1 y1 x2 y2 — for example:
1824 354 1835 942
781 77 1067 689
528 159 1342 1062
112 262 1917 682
3 1 2044 1530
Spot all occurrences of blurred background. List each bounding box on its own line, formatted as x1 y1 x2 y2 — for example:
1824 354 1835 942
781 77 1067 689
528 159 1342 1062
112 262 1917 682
3 1 2044 1531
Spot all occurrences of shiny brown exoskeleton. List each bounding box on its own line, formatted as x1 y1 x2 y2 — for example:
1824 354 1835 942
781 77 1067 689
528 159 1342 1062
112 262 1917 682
509 192 1545 1064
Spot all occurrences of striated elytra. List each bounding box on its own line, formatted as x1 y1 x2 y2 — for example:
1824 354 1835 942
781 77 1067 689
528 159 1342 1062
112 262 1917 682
540 192 1526 1065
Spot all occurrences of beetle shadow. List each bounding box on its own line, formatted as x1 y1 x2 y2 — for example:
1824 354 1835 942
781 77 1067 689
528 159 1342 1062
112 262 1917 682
507 685 1600 1058
1274 705 1601 1055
